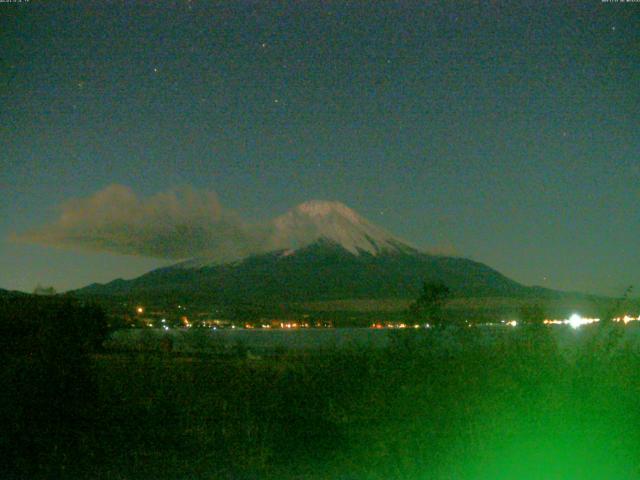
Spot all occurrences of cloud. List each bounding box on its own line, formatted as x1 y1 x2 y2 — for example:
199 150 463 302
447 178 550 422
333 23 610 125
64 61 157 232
14 185 453 262
15 184 268 261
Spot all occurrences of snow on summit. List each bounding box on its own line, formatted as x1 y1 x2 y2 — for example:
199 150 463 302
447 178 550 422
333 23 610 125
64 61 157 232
268 200 414 256
177 200 416 268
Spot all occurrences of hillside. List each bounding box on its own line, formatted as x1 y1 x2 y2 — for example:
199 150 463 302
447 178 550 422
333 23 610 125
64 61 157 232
76 238 560 304
74 200 580 309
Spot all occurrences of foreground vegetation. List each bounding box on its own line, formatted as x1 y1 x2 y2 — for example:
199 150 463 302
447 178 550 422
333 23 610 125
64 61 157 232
3 296 640 479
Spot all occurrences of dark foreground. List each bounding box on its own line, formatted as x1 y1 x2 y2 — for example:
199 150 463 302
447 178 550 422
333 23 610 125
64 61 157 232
4 313 640 480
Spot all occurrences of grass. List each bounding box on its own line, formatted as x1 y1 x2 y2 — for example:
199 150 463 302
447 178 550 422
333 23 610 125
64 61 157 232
4 324 640 479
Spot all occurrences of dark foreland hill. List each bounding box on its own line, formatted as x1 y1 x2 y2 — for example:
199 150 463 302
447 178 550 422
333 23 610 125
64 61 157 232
74 201 563 306
0 288 27 298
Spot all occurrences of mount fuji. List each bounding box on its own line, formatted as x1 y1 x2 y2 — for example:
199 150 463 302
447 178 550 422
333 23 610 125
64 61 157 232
75 201 548 304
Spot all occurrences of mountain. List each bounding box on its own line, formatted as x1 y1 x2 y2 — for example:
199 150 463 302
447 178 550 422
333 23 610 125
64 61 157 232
75 200 558 304
177 200 416 268
267 200 417 256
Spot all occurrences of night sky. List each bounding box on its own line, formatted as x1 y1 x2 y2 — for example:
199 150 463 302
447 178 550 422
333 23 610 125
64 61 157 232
1 1 638 296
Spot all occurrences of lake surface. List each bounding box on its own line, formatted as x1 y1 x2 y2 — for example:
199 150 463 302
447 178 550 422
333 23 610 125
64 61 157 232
105 324 640 355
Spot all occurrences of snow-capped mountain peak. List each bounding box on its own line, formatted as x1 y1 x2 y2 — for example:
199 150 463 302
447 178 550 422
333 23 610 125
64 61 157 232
175 200 417 268
268 200 414 255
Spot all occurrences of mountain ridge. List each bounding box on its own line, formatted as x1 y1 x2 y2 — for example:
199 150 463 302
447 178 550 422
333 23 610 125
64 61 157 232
72 201 571 305
75 238 550 302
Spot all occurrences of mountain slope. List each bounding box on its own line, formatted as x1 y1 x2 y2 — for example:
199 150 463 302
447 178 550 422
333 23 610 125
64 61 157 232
74 200 559 304
76 239 544 303
268 200 417 256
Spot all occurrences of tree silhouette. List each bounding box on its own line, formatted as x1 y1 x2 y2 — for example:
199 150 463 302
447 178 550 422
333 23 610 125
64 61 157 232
518 303 546 326
409 281 450 327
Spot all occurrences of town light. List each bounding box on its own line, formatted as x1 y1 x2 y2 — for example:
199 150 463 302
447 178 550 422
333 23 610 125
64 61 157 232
567 313 599 329
568 313 582 329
